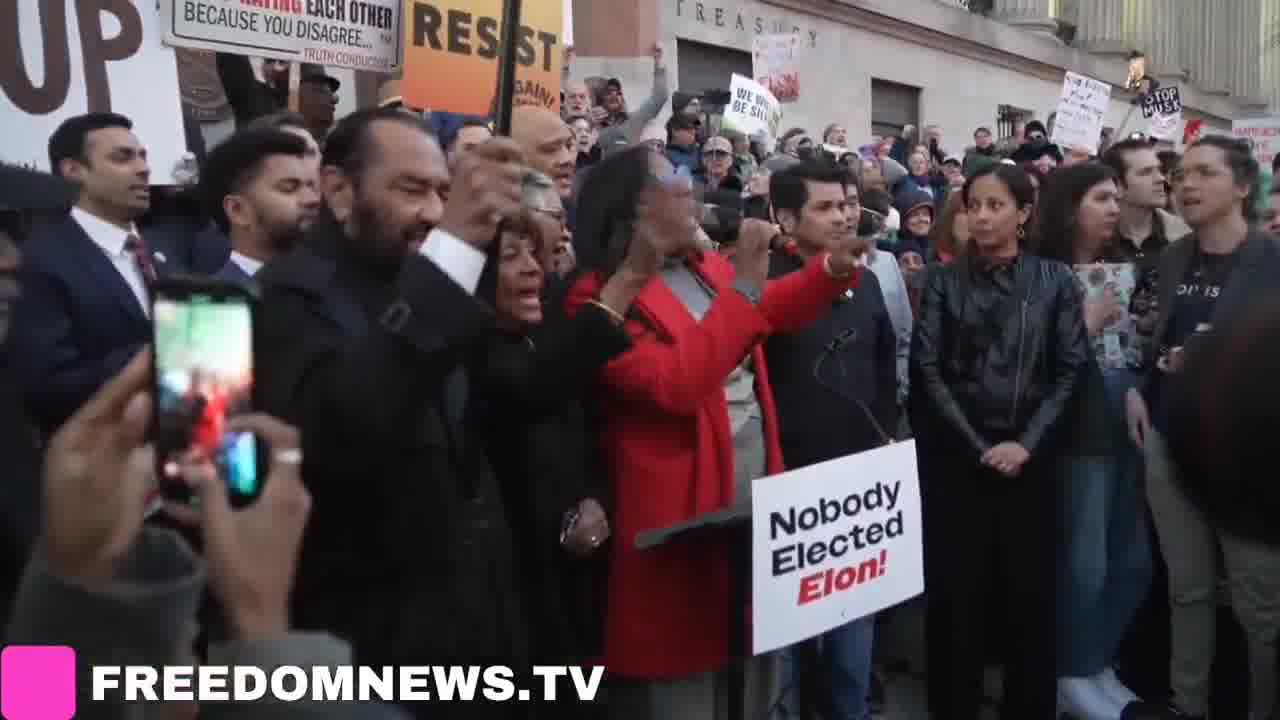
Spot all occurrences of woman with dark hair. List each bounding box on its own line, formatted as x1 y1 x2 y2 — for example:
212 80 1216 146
911 163 1089 719
473 170 679 714
566 148 867 717
1035 163 1154 717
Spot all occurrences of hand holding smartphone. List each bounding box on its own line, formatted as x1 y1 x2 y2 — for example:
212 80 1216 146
151 278 265 508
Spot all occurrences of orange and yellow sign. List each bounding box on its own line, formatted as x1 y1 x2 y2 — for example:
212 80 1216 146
402 0 562 116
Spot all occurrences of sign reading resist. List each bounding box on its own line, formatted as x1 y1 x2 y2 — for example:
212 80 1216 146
751 441 924 655
162 0 403 72
0 1 186 182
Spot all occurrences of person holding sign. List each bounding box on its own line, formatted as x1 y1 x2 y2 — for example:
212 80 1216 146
566 146 866 718
910 163 1089 719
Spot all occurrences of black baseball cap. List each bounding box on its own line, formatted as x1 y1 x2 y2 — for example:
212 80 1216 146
300 65 340 93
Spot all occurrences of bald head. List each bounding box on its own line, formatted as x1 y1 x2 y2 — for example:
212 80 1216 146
564 80 591 118
513 106 576 200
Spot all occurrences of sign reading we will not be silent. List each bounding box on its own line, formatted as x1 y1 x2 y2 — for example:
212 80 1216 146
0 1 186 183
751 441 924 655
402 0 562 116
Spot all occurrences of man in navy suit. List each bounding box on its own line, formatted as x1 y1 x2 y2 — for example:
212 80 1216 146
200 127 320 285
9 112 165 438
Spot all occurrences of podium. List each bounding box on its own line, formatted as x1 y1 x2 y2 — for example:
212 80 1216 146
636 499 753 720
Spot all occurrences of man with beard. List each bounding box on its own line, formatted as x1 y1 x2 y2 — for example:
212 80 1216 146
199 128 321 284
254 107 527 718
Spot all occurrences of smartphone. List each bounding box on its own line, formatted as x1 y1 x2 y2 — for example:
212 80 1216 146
151 277 263 507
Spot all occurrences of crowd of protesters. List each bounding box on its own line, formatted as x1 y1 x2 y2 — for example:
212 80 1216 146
0 41 1279 720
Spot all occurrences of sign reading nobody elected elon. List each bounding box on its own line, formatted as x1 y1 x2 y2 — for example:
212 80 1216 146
752 441 923 655
1 1 186 183
162 0 403 73
402 0 562 116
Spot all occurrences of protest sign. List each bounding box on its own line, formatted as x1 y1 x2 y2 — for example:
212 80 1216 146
722 74 782 149
1232 117 1280 168
752 441 923 655
1148 109 1182 142
1141 86 1181 119
402 0 562 116
0 1 186 183
161 0 402 73
1049 71 1111 155
752 33 800 103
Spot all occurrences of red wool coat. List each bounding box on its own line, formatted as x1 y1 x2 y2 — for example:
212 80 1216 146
565 250 859 679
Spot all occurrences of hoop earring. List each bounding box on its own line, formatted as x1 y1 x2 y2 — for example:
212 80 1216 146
1017 225 1026 241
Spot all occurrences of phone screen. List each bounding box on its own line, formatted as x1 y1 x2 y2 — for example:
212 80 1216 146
153 291 258 501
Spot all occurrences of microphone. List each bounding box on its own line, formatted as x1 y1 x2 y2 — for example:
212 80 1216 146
812 330 894 446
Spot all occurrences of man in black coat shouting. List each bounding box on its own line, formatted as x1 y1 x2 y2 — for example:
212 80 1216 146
254 107 530 718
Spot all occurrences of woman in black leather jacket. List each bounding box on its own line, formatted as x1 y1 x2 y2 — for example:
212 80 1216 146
910 163 1089 719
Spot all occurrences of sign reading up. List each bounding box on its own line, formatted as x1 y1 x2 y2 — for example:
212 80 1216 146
162 0 403 73
751 441 924 655
0 1 186 182
402 0 563 116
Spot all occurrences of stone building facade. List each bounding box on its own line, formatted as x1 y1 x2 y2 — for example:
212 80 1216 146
569 0 1277 151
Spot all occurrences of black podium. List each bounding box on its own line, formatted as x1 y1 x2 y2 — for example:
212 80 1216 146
636 499 753 720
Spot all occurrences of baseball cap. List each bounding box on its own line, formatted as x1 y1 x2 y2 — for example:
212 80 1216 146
300 65 340 92
703 136 733 154
943 154 962 166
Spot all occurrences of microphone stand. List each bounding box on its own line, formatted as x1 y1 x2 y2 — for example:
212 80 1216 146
812 332 894 447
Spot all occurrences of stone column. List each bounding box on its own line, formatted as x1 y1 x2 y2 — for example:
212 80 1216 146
1192 0 1230 93
1121 0 1185 81
1229 0 1263 100
992 0 1060 39
1075 0 1126 54
1263 0 1280 109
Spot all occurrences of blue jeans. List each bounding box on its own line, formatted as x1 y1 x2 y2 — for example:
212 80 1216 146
776 617 875 720
1057 368 1154 676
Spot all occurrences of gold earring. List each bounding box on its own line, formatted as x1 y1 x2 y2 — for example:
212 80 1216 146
1017 225 1026 240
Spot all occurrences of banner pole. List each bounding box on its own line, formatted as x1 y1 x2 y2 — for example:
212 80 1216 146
493 0 524 136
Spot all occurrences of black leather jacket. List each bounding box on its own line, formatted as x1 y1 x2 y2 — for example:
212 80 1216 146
910 254 1089 461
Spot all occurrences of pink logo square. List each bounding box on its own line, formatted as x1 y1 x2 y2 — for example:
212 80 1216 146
1 646 76 720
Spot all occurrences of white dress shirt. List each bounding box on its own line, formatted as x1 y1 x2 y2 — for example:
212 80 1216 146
229 250 264 277
71 207 150 317
417 228 486 295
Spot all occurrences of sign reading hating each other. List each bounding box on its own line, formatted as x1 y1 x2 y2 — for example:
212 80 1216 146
752 33 800 104
1050 71 1111 155
0 0 186 182
751 441 924 655
402 0 562 116
1232 117 1280 168
162 0 403 73
722 74 782 148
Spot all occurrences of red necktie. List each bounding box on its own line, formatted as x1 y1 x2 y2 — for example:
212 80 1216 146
124 233 158 283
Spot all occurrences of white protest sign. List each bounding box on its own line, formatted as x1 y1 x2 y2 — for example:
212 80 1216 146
752 441 924 655
1148 109 1182 142
162 0 402 73
1049 71 1111 155
1 1 186 183
752 33 800 103
722 74 782 149
1232 117 1280 168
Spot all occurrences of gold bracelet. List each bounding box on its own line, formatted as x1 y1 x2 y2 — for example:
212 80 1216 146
587 299 626 325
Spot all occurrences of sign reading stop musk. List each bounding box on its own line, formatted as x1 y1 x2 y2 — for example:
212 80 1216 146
751 441 924 655
402 0 562 116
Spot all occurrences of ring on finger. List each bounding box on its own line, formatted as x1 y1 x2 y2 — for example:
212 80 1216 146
274 448 303 465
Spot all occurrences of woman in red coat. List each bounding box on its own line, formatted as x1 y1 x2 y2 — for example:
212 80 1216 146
565 147 864 714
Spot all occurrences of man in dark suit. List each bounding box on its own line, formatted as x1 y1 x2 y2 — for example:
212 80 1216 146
199 127 321 285
9 112 170 438
255 107 526 718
